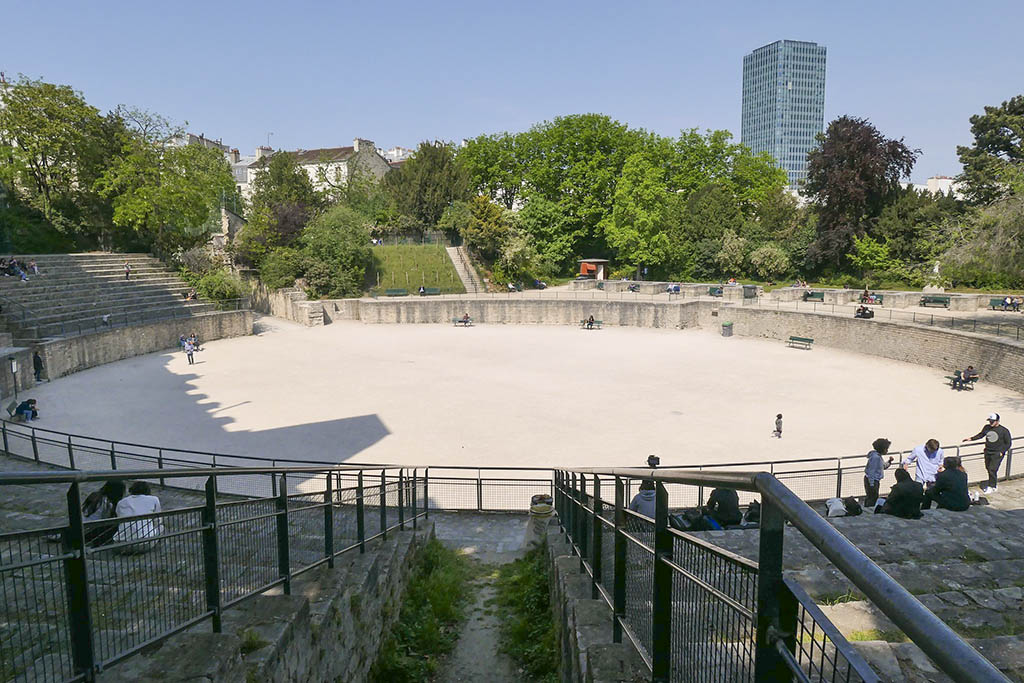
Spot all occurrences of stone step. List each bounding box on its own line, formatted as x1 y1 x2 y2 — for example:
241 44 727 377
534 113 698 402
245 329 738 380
22 298 212 323
17 292 200 316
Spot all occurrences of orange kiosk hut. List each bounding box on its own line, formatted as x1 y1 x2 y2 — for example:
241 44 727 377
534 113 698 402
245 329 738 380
578 258 609 280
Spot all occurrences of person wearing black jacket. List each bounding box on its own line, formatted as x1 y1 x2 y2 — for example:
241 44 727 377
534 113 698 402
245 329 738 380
963 413 1012 494
881 468 924 519
705 488 742 526
921 457 970 512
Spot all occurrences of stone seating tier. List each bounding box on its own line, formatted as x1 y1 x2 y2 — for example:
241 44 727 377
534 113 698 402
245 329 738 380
694 479 1024 680
0 254 226 341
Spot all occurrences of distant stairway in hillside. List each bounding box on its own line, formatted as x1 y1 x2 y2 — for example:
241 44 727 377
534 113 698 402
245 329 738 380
0 253 234 340
445 246 484 294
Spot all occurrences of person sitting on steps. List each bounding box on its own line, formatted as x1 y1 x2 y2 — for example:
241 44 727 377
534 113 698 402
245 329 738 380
881 468 924 519
921 456 970 512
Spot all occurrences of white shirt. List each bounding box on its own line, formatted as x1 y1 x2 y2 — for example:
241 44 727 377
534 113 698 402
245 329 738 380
113 494 163 542
905 445 944 484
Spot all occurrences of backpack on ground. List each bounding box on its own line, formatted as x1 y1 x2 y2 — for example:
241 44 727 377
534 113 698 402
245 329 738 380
843 497 863 516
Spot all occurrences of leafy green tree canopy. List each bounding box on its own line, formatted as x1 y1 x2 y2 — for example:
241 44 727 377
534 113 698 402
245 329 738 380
384 141 469 228
957 95 1024 205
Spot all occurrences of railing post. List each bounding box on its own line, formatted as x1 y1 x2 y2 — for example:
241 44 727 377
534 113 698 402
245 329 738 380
412 468 417 530
357 471 365 553
424 467 429 518
476 470 483 511
157 449 165 488
398 469 406 530
64 482 97 680
67 436 76 470
31 428 39 462
835 458 843 499
592 475 603 600
380 470 387 540
1 420 7 455
324 473 334 568
651 482 672 682
579 474 589 570
754 498 792 680
109 442 117 470
202 476 222 632
613 476 626 643
276 474 291 595
568 473 576 555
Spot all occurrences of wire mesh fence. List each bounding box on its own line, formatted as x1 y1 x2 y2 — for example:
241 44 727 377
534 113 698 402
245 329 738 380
0 466 426 682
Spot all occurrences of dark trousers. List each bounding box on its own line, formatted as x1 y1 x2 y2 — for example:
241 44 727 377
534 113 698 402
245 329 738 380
984 452 1005 489
187 352 194 365
863 477 880 508
34 368 41 381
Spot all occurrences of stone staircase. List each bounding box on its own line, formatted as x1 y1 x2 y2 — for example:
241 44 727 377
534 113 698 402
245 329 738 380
695 480 1024 681
0 254 221 340
445 246 484 294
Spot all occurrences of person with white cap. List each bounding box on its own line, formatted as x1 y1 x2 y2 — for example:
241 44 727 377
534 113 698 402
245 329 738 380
963 413 1012 494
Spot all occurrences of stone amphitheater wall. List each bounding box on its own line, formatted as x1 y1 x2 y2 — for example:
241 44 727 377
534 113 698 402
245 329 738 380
39 310 253 380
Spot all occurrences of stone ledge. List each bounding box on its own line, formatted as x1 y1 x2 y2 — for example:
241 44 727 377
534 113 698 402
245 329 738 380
547 527 645 683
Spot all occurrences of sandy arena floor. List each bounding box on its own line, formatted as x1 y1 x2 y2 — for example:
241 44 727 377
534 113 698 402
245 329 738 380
23 316 1024 470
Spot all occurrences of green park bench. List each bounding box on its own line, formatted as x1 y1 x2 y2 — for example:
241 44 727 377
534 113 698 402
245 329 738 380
423 287 441 296
452 317 473 327
991 298 1006 310
989 298 1019 311
786 336 814 350
945 372 979 390
802 291 825 302
385 288 408 297
580 319 603 329
708 287 723 297
920 295 951 308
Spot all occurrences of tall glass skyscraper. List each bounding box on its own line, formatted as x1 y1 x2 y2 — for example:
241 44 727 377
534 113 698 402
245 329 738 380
741 40 827 188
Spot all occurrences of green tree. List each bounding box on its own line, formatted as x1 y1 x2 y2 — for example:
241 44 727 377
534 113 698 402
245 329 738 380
0 76 110 231
235 152 320 265
667 129 786 210
384 141 469 228
459 196 515 261
804 116 919 268
301 205 373 298
715 230 747 275
459 132 525 210
748 244 790 279
601 153 673 273
956 95 1024 205
97 109 236 253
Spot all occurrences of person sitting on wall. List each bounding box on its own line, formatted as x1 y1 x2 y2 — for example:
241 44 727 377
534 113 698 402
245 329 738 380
15 399 39 421
921 456 970 512
854 305 874 319
881 468 924 519
705 487 743 527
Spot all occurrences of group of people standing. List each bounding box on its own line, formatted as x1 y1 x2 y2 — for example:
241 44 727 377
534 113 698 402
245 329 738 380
864 413 1012 519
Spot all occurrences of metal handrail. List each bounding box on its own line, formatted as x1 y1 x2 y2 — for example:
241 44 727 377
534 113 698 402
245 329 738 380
558 466 1008 682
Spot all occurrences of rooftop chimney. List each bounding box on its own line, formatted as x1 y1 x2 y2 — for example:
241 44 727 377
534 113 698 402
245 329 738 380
353 138 375 153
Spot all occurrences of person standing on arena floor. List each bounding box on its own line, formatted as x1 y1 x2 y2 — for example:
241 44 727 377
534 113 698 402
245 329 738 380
184 339 195 365
903 439 943 488
32 351 44 382
964 413 1012 494
864 438 893 508
773 414 783 438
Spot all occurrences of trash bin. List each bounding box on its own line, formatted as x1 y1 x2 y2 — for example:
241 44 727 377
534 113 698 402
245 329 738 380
742 284 758 299
525 493 554 548
722 322 733 337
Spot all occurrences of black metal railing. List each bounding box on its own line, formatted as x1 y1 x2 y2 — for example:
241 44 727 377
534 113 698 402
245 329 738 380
0 464 425 682
0 418 1017 512
554 467 1008 682
38 297 250 339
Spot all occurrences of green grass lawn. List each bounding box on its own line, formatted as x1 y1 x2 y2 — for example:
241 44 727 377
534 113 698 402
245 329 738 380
369 244 466 294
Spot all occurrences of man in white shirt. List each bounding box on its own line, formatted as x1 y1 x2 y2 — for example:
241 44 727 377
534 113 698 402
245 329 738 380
903 439 944 487
114 481 163 552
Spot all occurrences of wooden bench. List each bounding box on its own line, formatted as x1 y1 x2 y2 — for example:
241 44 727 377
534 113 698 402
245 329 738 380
422 287 441 296
708 287 723 297
786 336 814 350
580 319 603 329
802 291 824 302
946 373 979 390
920 295 950 308
385 288 408 297
452 317 473 327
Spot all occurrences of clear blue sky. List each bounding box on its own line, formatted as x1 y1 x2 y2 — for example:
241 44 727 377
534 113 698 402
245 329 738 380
3 0 1021 181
